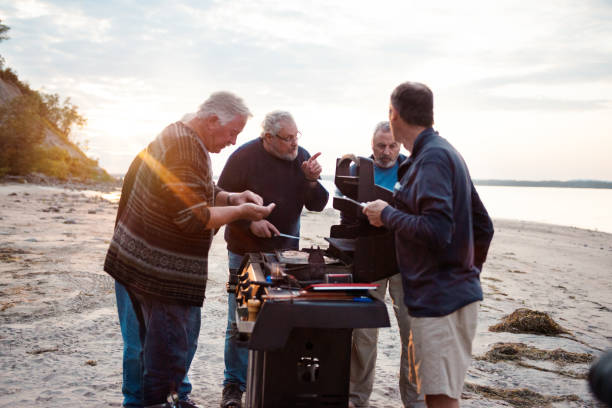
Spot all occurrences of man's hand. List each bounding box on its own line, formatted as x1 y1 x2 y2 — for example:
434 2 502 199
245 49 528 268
239 202 276 221
249 219 280 238
362 199 389 227
301 152 322 181
231 190 264 206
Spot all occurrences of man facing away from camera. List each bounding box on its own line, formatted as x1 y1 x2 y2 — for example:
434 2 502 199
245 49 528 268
105 91 275 408
362 82 494 408
349 121 425 408
216 110 328 408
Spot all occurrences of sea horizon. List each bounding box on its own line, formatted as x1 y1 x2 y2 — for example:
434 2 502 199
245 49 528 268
108 172 612 190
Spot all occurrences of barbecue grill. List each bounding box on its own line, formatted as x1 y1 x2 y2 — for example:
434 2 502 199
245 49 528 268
327 155 399 283
235 156 399 407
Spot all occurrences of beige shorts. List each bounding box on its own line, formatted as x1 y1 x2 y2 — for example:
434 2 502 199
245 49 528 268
407 301 479 399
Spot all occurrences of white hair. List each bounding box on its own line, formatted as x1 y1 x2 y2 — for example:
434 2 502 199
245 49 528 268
259 110 295 138
195 91 252 125
373 121 391 137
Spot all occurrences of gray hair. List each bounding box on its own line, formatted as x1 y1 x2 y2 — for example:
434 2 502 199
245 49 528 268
259 110 295 138
373 121 390 137
195 91 252 125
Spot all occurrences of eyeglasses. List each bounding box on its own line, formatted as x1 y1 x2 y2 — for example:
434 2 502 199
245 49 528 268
274 131 301 143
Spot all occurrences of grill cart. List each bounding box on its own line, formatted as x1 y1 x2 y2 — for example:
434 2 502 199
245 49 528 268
235 250 389 408
235 156 400 407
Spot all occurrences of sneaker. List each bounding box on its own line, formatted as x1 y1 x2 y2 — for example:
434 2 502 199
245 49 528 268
179 396 200 408
220 383 243 408
143 393 200 408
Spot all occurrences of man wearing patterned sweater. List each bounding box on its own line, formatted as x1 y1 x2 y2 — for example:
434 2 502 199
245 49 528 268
104 91 274 408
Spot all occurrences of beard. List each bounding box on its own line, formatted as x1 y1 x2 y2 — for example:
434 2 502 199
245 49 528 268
375 155 396 168
272 145 298 161
278 151 298 161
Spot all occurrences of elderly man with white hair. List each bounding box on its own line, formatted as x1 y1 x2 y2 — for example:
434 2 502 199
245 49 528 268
105 91 275 408
217 110 329 408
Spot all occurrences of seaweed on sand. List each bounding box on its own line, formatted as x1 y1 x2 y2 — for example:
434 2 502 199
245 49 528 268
464 382 580 407
476 342 594 379
489 308 570 335
478 342 594 364
0 246 27 263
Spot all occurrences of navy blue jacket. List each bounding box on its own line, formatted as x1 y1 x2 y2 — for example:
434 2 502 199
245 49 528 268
218 138 329 255
381 128 493 317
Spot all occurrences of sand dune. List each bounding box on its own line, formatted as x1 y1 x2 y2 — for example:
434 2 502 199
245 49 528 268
0 184 610 407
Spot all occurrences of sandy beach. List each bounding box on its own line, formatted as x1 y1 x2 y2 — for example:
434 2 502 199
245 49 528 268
0 183 610 407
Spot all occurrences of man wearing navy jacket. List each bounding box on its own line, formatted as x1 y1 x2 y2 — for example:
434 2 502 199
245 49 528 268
363 82 494 408
348 122 424 408
216 110 329 408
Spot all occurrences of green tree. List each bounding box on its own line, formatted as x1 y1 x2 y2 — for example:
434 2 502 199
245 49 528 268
40 93 87 139
0 19 9 42
0 93 46 176
0 20 110 182
0 19 9 67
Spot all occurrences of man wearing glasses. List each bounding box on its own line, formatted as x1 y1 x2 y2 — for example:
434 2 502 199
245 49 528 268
216 110 329 408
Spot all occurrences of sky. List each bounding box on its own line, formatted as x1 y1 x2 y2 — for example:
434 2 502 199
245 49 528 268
1 0 611 180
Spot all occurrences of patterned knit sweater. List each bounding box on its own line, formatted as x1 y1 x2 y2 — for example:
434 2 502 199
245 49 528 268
104 122 220 306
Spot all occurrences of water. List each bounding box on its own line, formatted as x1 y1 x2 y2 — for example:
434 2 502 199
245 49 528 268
476 185 612 234
319 180 612 234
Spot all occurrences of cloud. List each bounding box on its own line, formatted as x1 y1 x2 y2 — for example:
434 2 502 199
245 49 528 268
476 94 608 111
450 58 612 112
8 0 111 42
2 0 612 178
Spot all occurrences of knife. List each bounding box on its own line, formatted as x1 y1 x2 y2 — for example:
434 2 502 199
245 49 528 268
275 232 300 240
342 196 367 208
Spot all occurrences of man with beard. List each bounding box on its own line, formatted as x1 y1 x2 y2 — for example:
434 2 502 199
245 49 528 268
216 110 329 408
349 121 424 408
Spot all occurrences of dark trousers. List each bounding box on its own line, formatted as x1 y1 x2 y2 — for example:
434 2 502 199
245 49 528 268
130 290 201 406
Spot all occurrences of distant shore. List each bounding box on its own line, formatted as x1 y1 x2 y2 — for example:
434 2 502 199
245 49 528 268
319 174 612 189
0 174 121 193
473 179 612 189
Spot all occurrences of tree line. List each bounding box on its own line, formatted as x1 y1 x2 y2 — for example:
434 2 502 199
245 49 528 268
0 20 113 182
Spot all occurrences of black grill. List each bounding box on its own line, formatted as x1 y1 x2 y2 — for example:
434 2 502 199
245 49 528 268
236 156 398 407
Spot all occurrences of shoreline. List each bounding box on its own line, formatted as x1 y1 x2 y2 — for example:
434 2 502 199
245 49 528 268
0 184 610 407
0 176 121 194
319 175 612 190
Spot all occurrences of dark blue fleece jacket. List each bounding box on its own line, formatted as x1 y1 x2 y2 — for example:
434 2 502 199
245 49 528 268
381 128 494 317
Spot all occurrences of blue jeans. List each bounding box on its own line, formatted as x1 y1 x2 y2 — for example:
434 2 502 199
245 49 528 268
130 289 201 406
115 282 198 407
223 251 248 391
